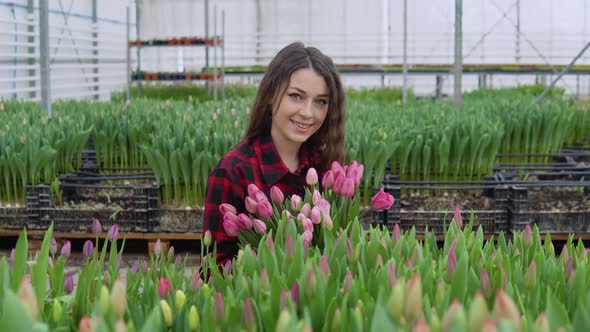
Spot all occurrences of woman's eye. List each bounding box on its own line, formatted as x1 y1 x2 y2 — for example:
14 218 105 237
289 94 302 100
315 99 328 106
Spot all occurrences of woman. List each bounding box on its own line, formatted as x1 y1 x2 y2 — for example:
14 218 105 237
203 42 346 265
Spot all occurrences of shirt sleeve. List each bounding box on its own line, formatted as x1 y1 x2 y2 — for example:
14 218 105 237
202 166 245 266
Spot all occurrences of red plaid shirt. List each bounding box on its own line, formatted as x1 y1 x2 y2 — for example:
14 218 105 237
203 134 320 265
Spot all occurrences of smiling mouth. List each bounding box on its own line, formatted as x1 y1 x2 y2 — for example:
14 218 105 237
291 120 312 130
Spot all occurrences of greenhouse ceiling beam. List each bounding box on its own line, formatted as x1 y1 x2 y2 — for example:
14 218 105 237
453 0 462 109
92 0 99 99
27 0 35 99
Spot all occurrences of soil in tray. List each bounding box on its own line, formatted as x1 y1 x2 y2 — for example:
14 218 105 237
398 191 496 212
526 187 590 212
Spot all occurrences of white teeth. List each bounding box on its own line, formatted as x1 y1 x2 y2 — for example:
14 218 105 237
292 120 311 129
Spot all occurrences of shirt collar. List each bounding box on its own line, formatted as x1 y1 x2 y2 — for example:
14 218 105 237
253 135 316 186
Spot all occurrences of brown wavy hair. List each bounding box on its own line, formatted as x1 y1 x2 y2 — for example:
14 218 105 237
243 42 346 171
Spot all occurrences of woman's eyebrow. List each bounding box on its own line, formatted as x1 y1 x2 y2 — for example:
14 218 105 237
289 86 329 98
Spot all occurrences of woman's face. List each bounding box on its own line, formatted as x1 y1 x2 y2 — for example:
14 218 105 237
270 68 329 151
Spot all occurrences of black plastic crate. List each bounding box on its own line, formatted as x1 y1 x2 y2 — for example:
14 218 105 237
0 206 28 230
508 186 590 233
151 207 202 233
374 173 509 235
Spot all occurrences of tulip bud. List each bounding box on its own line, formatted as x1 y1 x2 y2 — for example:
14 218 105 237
203 230 212 248
223 215 240 237
391 223 401 244
310 206 322 224
158 277 171 298
388 261 397 288
78 316 93 332
219 203 238 215
306 168 319 185
304 267 317 297
312 190 322 205
83 240 94 259
61 240 71 257
468 292 488 331
240 298 256 331
565 256 574 279
247 184 262 198
52 299 63 322
142 260 149 274
256 199 273 219
442 300 467 332
302 230 313 247
108 224 119 242
160 300 173 327
523 224 533 247
245 196 258 214
153 239 162 256
213 292 225 323
318 254 331 280
387 279 405 321
323 214 333 230
340 178 355 198
493 290 520 328
285 235 295 256
290 195 302 211
316 198 331 214
404 274 423 322
321 171 335 191
447 250 457 279
372 188 395 210
481 319 498 332
524 261 537 289
18 277 38 320
412 319 430 332
188 305 200 331
535 312 550 332
300 203 311 218
266 236 275 252
131 259 139 274
167 246 175 262
481 269 492 298
190 271 203 290
111 278 127 318
260 268 270 291
253 218 267 234
99 285 110 313
64 274 74 294
290 281 300 307
270 186 285 205
342 271 353 293
92 217 102 234
302 218 314 232
275 310 292 332
175 290 186 310
50 238 58 255
115 320 126 332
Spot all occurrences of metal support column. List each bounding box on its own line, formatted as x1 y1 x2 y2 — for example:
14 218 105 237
126 6 131 100
213 5 218 101
205 0 210 94
221 9 225 100
40 0 51 116
515 0 520 64
135 1 142 96
453 0 463 109
435 75 443 100
92 0 99 99
27 0 36 99
402 0 408 104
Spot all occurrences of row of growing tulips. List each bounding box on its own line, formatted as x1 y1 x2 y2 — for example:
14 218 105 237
0 90 587 205
4 216 590 331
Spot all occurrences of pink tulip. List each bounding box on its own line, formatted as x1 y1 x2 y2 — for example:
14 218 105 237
323 214 333 230
316 199 331 214
157 277 171 298
237 213 253 229
297 213 307 223
391 223 401 243
454 206 463 228
524 224 533 246
388 261 396 288
190 272 203 290
154 239 162 255
321 170 334 190
371 188 395 210
302 231 313 247
340 178 355 197
224 211 238 224
285 235 295 256
64 274 74 294
253 219 267 234
355 164 364 186
346 238 354 262
331 161 344 175
92 217 102 234
306 168 318 185
247 184 262 198
565 256 574 279
493 289 521 327
61 241 71 257
300 203 311 217
345 161 358 178
266 236 275 252
108 224 119 241
270 186 285 205
256 199 273 219
332 171 346 195
254 191 267 202
78 316 93 332
50 238 58 255
318 254 330 279
131 260 139 274
447 248 457 277
282 210 293 222
303 218 314 232
219 203 237 215
83 240 94 259
213 292 225 322
243 298 256 330
310 206 322 224
223 217 240 237
481 269 492 298
312 190 322 205
290 195 302 211
245 197 258 214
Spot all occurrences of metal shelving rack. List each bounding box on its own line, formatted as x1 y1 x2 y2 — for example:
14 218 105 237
125 1 225 100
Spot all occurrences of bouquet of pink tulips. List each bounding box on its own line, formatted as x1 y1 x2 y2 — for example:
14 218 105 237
220 160 395 250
